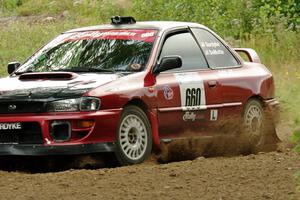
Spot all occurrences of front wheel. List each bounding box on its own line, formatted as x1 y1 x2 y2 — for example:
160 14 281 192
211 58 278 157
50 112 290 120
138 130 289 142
115 105 152 165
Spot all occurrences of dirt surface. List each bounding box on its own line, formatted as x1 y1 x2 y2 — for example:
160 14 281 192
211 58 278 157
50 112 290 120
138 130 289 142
0 122 298 200
0 149 298 200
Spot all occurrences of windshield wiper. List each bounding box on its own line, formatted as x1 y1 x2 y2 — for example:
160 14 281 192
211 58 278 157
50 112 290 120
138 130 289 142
53 67 115 73
88 67 115 73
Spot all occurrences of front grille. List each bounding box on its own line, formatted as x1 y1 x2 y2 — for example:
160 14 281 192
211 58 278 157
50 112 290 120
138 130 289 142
0 122 43 144
0 102 45 114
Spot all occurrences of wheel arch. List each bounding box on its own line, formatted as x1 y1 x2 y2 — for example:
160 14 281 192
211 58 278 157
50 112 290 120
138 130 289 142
243 95 264 116
247 95 264 103
124 98 149 114
123 98 161 150
246 95 267 109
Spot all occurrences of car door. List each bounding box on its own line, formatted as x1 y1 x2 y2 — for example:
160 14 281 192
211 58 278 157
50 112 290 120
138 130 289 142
191 28 245 123
155 30 223 139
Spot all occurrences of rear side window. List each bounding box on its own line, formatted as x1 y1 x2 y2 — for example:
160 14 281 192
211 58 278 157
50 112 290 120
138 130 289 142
191 28 239 68
159 32 208 71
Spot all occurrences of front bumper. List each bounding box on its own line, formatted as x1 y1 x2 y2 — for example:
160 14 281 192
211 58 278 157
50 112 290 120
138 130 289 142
0 109 122 155
0 142 115 156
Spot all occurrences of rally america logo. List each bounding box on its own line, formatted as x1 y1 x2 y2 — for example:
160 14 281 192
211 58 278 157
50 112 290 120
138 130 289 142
163 85 173 100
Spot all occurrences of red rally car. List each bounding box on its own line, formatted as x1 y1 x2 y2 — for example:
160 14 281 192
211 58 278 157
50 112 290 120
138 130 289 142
0 16 279 165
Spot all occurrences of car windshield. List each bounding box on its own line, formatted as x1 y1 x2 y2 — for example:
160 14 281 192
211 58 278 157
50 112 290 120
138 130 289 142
16 29 157 74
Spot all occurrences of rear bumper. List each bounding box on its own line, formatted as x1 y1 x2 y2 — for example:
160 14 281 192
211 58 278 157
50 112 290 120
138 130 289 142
0 142 115 156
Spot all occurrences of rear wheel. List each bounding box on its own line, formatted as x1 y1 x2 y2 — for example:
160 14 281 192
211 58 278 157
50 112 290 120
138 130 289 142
243 99 264 146
115 105 152 165
243 99 278 152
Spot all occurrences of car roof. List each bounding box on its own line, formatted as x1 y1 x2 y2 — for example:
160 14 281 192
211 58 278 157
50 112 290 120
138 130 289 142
64 21 208 33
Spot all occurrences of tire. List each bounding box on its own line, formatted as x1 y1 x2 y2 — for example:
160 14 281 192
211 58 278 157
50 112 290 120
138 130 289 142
115 105 152 165
242 99 278 152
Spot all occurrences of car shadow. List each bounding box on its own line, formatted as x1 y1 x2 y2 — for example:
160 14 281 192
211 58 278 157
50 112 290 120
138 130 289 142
0 153 119 173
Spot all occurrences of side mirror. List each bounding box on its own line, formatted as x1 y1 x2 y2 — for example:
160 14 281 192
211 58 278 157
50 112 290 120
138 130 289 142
7 62 21 75
153 56 182 75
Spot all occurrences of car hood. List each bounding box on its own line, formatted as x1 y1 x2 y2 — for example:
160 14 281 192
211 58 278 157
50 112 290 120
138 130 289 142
0 73 120 100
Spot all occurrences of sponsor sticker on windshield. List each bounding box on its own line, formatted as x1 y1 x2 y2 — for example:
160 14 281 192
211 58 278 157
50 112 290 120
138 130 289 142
65 30 157 43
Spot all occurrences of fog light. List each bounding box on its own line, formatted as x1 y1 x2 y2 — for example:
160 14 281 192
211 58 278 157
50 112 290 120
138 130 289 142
50 121 71 142
77 120 94 128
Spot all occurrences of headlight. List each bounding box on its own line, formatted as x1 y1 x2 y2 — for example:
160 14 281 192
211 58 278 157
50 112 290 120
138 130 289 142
80 97 101 111
47 97 100 112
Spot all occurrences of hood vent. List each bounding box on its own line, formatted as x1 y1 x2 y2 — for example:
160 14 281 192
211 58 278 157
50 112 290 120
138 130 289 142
19 72 77 81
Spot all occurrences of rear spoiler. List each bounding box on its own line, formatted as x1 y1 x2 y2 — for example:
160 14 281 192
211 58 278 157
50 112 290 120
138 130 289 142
233 48 261 64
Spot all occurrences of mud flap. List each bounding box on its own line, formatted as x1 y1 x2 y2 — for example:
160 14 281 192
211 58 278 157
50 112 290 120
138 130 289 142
253 121 281 153
148 109 161 150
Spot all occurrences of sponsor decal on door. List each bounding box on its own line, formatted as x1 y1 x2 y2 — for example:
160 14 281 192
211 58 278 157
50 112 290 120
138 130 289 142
182 111 205 122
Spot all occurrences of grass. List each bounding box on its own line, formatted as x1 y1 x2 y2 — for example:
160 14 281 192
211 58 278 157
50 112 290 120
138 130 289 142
0 20 74 75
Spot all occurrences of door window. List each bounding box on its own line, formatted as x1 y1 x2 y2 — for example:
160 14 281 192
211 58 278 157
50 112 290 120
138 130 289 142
159 32 208 71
